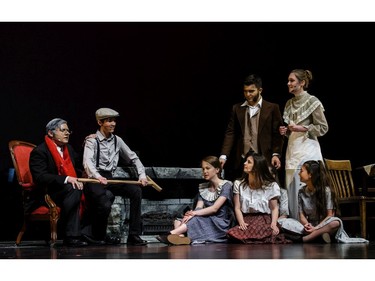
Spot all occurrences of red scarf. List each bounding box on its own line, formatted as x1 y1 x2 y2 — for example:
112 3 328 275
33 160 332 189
45 135 77 177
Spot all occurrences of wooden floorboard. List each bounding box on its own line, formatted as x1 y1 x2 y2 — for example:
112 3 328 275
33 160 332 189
1 238 374 280
1 237 374 259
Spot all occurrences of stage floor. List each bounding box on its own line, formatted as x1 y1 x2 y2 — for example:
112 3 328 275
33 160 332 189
1 236 373 280
1 236 374 259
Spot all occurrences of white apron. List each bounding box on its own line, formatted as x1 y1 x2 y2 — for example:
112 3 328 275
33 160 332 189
285 131 323 219
285 131 323 169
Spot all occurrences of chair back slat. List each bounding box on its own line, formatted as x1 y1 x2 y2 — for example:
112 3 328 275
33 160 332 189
324 158 357 198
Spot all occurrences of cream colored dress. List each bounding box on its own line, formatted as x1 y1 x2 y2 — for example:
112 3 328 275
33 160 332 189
283 91 328 219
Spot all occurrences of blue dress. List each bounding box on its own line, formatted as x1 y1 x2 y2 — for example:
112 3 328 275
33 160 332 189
186 180 234 244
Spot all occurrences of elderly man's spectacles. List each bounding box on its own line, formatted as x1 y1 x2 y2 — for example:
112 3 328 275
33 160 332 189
57 128 73 135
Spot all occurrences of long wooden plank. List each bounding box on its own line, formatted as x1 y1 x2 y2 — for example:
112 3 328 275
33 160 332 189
78 175 162 192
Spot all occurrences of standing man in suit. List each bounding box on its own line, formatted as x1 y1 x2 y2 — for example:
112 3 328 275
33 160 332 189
220 74 284 181
29 118 87 247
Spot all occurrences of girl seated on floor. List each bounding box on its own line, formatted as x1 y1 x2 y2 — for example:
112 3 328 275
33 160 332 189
282 160 368 243
226 151 291 244
156 155 234 245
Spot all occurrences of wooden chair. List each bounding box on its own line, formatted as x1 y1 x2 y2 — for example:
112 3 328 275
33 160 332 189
324 158 375 239
9 140 60 246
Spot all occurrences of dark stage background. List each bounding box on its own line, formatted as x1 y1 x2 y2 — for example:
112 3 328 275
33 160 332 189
1 22 374 240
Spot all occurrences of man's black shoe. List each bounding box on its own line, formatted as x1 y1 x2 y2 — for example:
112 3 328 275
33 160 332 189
81 234 106 246
63 237 88 247
105 235 121 245
127 235 147 246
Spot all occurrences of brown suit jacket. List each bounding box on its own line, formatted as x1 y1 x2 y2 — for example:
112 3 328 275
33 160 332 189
221 99 284 176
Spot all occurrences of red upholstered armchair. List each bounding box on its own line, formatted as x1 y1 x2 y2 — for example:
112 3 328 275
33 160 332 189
9 140 60 246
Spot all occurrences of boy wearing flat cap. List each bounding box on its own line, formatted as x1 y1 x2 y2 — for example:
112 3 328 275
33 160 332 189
81 108 148 246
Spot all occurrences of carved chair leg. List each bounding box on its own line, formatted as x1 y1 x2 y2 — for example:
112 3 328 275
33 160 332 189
16 221 27 246
49 212 59 246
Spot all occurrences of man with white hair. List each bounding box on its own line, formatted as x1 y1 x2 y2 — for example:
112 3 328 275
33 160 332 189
29 118 87 247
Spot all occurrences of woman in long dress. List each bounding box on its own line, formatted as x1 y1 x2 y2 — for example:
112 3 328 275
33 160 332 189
279 69 329 219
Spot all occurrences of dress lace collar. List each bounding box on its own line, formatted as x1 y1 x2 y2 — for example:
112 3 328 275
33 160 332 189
198 180 229 202
283 91 324 125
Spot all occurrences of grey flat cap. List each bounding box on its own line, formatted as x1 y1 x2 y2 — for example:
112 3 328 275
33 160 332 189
95 108 120 120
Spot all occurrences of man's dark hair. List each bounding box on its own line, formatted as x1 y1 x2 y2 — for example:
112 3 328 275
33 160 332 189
244 74 262 88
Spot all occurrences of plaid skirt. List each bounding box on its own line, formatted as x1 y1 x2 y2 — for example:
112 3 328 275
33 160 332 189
227 213 291 244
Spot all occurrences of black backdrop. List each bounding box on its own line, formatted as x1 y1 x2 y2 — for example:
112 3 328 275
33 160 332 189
1 22 374 187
